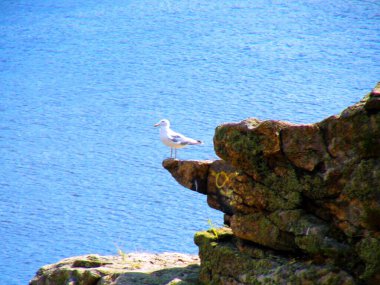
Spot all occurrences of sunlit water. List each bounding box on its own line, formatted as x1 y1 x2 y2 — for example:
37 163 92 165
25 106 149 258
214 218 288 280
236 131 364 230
0 0 379 283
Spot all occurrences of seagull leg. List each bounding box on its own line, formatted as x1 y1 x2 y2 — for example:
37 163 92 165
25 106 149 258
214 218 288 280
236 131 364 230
174 149 177 159
170 148 173 158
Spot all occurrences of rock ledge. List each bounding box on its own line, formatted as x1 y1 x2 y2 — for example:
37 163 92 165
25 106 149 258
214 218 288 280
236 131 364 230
30 253 200 285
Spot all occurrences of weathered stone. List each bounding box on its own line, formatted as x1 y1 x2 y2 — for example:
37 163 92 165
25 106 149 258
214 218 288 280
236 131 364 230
213 119 293 181
230 213 296 251
342 158 380 201
206 160 241 214
194 228 356 285
162 158 212 194
30 253 200 285
203 160 303 214
282 124 328 171
356 237 380 283
365 97 380 111
365 82 380 112
318 105 380 161
164 83 380 284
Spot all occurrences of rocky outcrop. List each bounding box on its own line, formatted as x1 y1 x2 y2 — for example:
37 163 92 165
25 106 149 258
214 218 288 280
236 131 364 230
194 228 355 285
163 82 380 285
29 253 200 285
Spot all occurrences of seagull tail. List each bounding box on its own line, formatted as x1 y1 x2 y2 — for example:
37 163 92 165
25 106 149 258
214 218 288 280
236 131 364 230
186 139 203 145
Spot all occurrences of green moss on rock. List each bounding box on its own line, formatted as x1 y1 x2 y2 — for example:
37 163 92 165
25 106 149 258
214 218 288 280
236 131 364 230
356 237 380 282
262 171 303 210
72 255 107 268
215 126 270 178
343 159 380 200
195 228 355 285
230 213 296 251
166 84 380 284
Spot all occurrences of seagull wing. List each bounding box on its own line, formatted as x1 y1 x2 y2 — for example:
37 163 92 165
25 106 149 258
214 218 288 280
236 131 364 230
167 130 187 144
168 129 201 145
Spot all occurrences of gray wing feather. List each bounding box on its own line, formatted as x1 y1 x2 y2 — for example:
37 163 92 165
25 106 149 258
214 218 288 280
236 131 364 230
170 135 183 143
168 130 200 145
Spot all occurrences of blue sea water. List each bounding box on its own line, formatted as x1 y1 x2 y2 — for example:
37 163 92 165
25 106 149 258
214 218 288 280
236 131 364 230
0 0 379 283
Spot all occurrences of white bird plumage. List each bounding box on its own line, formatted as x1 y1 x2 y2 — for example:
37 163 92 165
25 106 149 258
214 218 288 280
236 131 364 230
154 119 202 158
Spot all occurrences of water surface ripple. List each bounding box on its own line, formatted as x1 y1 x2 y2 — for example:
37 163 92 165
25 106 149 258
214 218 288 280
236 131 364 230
0 0 379 283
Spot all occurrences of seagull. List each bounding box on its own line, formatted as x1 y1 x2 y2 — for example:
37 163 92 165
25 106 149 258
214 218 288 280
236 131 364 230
154 119 202 158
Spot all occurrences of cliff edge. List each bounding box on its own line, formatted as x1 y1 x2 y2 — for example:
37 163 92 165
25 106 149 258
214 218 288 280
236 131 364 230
163 82 380 285
30 83 380 285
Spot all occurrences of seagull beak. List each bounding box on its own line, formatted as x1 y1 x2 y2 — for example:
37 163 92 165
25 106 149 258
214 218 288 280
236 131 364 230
154 123 160 127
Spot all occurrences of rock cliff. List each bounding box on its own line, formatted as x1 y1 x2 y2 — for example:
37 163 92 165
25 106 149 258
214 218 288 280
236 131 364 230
163 83 380 285
30 83 380 285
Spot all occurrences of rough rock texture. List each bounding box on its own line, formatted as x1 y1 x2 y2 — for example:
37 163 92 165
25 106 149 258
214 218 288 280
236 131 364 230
29 253 200 285
162 159 212 194
163 83 380 285
195 228 355 285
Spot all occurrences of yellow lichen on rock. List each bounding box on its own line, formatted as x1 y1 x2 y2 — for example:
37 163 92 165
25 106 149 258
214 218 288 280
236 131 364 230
164 83 380 284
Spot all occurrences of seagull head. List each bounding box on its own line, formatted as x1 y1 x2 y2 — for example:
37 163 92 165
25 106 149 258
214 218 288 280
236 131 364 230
154 119 170 128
